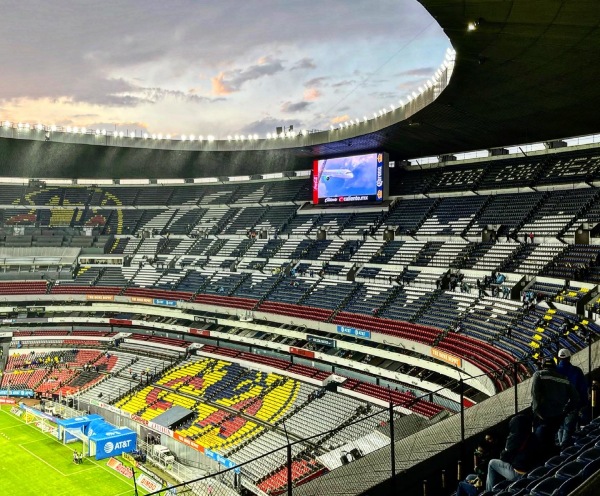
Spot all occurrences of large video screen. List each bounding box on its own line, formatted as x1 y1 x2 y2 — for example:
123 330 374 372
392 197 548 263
312 152 386 205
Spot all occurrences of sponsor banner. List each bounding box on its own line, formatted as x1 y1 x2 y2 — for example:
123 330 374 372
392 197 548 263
94 400 131 417
307 334 336 348
173 432 204 452
107 457 134 478
431 348 462 368
122 452 138 467
95 433 136 460
193 316 218 324
153 298 177 307
189 328 210 337
130 297 153 304
109 318 132 326
0 389 34 397
13 306 45 313
87 294 115 301
147 420 174 437
204 448 240 473
289 347 315 359
137 473 162 492
336 325 371 339
131 414 149 426
0 398 16 404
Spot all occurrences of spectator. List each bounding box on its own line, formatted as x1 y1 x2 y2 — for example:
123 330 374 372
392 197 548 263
455 474 481 496
556 348 589 447
531 357 579 455
485 414 539 491
474 432 501 485
529 232 535 244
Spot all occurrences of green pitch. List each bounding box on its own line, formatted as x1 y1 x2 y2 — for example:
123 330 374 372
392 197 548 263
0 405 148 496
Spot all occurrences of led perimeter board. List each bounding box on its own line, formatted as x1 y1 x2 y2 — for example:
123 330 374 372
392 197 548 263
312 152 388 205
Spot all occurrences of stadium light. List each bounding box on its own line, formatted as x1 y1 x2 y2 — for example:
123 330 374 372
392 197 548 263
267 132 272 139
3 121 10 128
190 134 196 141
207 135 214 142
95 129 100 135
152 134 157 139
166 134 171 140
81 127 87 134
181 134 187 141
227 135 232 141
101 129 106 136
363 116 367 122
119 131 124 138
253 133 258 140
467 21 477 31
66 126 72 133
143 133 149 139
157 133 163 140
36 124 43 131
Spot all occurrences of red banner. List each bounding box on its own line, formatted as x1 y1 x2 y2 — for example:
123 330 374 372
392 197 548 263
0 398 16 404
189 328 210 336
109 319 132 326
290 347 315 359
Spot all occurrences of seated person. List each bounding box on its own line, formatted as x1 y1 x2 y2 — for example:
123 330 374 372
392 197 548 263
486 414 540 491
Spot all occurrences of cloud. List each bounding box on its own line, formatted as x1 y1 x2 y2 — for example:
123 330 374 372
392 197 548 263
281 101 312 113
291 58 316 70
85 121 150 131
331 114 350 124
238 116 300 135
211 57 285 95
303 88 321 101
331 79 355 88
211 72 234 96
138 87 222 104
304 77 328 88
394 67 436 78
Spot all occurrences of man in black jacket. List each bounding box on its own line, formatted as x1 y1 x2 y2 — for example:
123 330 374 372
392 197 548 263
485 414 540 491
531 357 579 455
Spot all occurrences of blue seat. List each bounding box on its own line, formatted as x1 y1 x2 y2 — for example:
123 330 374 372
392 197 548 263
560 445 583 457
529 475 583 496
555 460 588 480
577 447 600 463
492 479 513 491
545 454 574 468
528 465 556 478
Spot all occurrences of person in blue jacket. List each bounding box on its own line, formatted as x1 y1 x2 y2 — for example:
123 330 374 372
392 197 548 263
556 348 589 446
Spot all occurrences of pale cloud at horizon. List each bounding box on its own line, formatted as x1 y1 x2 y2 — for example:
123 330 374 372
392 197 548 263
0 0 449 137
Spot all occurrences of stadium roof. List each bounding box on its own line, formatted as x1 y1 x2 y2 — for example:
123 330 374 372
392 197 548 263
315 0 600 159
1 0 599 174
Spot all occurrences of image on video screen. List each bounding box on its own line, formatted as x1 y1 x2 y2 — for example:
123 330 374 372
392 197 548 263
317 153 378 199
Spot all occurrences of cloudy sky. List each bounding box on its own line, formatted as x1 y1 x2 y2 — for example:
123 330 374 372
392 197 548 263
0 0 449 138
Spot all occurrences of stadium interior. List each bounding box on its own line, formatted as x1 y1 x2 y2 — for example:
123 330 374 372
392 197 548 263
2 2 600 496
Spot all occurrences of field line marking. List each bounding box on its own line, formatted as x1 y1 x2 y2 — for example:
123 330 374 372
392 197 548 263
2 405 141 493
18 442 67 476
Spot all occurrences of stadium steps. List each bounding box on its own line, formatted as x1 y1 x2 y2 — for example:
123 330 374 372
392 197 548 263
557 189 600 239
461 194 493 238
513 190 550 237
252 272 287 310
329 283 364 322
411 197 442 235
374 284 404 316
